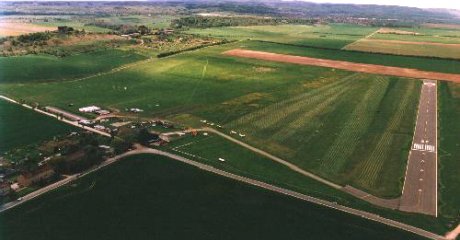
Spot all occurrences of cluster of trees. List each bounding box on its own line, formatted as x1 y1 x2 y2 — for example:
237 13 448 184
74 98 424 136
16 32 52 44
85 22 151 35
157 39 234 58
171 16 317 29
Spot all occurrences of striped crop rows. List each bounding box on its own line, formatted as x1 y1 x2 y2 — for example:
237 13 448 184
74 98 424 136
319 77 390 174
356 80 418 188
228 73 359 135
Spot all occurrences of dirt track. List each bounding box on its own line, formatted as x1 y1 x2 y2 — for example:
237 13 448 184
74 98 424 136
223 49 460 83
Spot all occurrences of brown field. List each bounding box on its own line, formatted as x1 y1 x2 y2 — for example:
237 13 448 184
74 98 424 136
377 28 419 35
223 49 460 83
0 22 56 37
344 38 460 59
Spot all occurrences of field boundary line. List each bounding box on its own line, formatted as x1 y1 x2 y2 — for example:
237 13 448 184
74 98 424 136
31 57 154 85
341 28 381 50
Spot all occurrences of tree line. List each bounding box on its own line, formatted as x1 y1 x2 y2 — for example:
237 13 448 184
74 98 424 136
171 16 318 29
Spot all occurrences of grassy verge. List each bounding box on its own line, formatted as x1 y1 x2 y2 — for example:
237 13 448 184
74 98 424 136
438 82 460 229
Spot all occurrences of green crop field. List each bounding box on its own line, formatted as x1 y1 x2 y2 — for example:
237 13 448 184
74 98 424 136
370 27 460 44
0 49 147 83
344 39 460 59
0 100 77 152
0 154 428 240
187 24 378 49
438 82 460 228
94 15 175 29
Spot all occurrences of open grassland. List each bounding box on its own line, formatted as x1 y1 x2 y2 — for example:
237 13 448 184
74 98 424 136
166 133 346 202
187 24 377 49
0 154 429 240
241 41 460 74
0 42 353 116
438 82 460 229
344 39 460 59
0 49 147 83
94 15 175 29
0 100 77 152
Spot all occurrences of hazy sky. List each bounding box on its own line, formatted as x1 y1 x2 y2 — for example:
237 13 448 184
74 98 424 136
299 0 459 10
3 0 459 10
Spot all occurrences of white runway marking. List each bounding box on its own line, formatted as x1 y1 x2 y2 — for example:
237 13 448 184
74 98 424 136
425 145 435 152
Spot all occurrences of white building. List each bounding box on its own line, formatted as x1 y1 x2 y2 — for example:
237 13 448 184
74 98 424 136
79 106 101 113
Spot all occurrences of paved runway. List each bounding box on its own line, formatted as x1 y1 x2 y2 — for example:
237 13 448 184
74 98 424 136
399 80 437 216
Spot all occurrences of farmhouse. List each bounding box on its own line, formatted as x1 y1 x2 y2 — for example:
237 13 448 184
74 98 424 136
17 165 56 187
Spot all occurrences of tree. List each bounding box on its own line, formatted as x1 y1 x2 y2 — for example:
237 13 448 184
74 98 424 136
138 25 150 35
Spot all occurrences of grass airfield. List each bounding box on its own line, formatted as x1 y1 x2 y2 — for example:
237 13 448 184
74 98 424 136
1 23 460 234
0 41 421 198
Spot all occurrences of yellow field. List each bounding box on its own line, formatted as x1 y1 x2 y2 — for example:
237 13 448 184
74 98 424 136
344 38 460 59
0 21 56 37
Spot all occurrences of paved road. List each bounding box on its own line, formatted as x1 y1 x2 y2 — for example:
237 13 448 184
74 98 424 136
399 80 438 216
